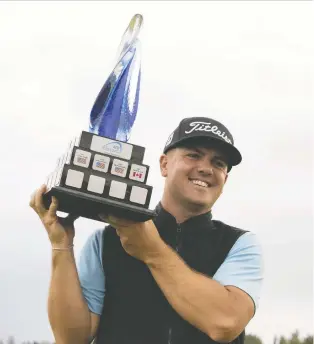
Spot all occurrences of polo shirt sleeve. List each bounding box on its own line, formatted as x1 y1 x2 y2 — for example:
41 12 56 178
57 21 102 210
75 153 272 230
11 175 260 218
212 231 264 311
77 229 106 315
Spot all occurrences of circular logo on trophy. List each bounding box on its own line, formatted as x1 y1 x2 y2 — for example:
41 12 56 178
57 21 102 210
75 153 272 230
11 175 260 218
103 142 122 154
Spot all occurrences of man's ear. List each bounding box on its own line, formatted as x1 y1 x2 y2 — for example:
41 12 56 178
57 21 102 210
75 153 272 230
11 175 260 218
159 154 168 177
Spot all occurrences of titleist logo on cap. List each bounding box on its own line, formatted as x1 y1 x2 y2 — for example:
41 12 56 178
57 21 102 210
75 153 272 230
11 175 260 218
184 121 232 144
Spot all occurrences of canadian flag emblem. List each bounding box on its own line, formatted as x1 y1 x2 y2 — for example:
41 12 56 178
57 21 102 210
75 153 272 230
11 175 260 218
133 171 143 178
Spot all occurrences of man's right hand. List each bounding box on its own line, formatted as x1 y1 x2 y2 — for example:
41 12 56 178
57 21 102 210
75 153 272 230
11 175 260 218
29 184 78 248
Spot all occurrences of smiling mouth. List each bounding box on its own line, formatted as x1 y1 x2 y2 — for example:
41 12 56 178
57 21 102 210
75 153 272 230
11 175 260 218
189 179 210 188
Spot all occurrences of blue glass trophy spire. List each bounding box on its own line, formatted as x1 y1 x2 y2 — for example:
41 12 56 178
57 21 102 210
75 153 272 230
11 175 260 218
89 14 143 142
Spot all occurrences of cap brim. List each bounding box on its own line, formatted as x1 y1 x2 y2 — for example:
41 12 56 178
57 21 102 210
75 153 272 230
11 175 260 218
164 136 242 168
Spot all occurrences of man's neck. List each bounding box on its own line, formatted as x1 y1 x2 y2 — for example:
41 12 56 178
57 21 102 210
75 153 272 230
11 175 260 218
160 194 211 224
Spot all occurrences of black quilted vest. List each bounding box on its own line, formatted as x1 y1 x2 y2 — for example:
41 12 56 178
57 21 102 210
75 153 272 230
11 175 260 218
95 203 247 344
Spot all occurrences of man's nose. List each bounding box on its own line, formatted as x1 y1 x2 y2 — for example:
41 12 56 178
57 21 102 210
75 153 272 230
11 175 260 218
197 160 214 175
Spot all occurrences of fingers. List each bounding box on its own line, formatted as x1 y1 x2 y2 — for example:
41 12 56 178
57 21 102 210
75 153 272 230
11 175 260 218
30 185 47 217
29 190 36 210
48 196 59 217
110 216 136 227
98 213 108 222
98 213 134 227
35 184 48 216
99 213 118 227
104 214 135 229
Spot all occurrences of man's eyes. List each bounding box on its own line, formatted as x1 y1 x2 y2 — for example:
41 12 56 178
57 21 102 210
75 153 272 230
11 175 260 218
214 159 227 169
185 153 227 169
186 153 201 159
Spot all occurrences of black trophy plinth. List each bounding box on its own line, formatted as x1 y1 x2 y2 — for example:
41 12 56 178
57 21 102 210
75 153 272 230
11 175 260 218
43 131 156 222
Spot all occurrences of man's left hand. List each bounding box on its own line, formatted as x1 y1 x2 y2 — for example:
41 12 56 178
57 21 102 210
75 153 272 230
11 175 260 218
99 214 166 263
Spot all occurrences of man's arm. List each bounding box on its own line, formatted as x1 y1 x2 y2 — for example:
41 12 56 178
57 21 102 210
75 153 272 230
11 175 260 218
48 249 99 344
146 243 255 343
29 186 99 344
104 216 263 343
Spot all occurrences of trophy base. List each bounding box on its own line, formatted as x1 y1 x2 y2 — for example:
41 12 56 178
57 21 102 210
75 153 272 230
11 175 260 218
43 186 157 223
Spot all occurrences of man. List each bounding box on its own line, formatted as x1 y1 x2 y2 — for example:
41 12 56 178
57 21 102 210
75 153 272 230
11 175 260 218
30 116 263 344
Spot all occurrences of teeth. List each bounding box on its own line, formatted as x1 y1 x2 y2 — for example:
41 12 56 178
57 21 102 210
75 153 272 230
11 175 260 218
192 180 208 187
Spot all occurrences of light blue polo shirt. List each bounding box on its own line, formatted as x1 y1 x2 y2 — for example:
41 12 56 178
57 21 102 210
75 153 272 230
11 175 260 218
77 228 264 316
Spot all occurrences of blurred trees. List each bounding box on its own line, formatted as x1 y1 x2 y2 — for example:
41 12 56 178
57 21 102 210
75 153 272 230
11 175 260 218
1 330 313 344
244 331 313 344
245 334 263 344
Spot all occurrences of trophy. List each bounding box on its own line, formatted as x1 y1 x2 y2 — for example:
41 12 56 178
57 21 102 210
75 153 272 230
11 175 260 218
43 14 156 223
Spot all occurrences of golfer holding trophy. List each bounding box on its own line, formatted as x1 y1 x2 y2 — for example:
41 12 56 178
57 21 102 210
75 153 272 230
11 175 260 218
30 14 263 344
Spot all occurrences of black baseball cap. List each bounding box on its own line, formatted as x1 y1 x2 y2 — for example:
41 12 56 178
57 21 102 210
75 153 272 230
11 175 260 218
163 117 242 171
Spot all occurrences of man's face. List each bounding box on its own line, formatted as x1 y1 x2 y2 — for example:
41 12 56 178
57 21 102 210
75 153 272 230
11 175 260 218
160 144 229 211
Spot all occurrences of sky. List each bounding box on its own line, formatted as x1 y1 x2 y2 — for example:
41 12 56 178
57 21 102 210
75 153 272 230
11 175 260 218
0 1 313 343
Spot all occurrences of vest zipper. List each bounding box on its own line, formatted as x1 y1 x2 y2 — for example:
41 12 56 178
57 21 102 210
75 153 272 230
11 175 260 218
168 328 172 344
168 225 182 344
175 225 182 252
